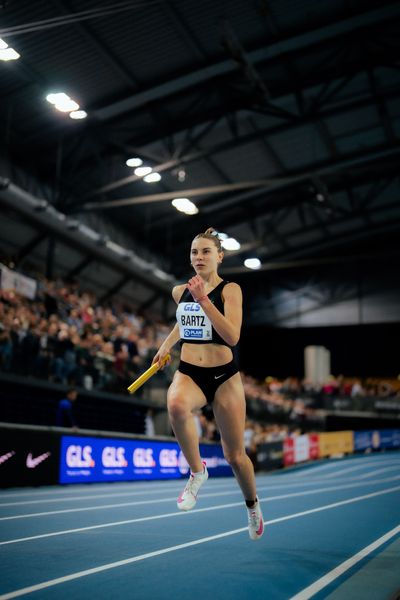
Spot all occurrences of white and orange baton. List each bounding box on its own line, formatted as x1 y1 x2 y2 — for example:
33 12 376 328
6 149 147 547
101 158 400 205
127 354 171 394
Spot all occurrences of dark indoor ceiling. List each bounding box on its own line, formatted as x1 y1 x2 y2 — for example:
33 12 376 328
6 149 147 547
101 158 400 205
0 0 400 327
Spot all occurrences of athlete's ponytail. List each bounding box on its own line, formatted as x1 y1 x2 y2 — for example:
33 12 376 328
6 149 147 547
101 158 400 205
194 227 223 252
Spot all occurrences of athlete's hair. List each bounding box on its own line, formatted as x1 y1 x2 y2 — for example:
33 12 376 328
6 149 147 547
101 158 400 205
193 227 223 252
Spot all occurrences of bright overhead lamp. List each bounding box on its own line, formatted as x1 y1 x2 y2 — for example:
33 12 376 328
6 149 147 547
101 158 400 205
46 92 79 113
46 93 69 105
244 258 261 270
222 237 241 251
0 37 20 61
69 110 87 120
171 198 199 215
134 166 152 177
126 157 143 167
0 47 20 61
144 172 161 183
55 98 79 112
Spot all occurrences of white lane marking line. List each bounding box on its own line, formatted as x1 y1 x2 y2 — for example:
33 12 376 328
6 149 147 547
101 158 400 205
0 478 339 505
1 456 398 503
0 456 385 498
6 472 337 505
290 462 353 477
0 477 327 504
0 490 179 507
352 465 400 480
2 475 400 540
262 461 399 485
0 481 194 499
0 502 240 545
0 480 236 507
2 462 400 511
0 481 338 519
291 456 400 478
0 487 251 520
1 486 399 600
1 474 400 522
319 461 399 479
2 473 400 523
289 524 400 600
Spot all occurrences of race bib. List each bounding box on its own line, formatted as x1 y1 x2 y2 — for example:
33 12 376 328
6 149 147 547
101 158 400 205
176 302 212 341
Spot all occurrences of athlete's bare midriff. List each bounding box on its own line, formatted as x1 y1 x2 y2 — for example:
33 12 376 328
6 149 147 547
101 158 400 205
181 342 233 367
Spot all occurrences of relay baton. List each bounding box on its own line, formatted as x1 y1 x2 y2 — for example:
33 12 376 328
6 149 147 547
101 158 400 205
127 354 170 394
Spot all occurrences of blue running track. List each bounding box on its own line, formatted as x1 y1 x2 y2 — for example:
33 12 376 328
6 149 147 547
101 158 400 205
0 451 399 599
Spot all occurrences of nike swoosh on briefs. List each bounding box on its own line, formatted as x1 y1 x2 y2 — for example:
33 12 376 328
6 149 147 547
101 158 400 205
214 374 225 379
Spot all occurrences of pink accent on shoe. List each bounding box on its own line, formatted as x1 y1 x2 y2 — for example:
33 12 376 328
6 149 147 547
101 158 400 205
178 479 196 503
256 519 264 536
178 474 193 503
247 497 265 540
177 461 208 511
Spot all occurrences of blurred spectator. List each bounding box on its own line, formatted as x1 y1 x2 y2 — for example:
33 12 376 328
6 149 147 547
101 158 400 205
244 419 257 467
193 409 203 439
377 381 394 397
56 388 78 428
322 375 339 395
0 322 12 371
351 379 364 397
145 408 156 437
44 281 58 317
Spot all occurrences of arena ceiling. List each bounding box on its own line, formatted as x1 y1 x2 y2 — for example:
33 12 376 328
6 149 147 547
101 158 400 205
0 0 400 326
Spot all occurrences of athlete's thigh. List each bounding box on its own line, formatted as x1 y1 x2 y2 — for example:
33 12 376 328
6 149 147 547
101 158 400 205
167 370 207 412
212 373 246 451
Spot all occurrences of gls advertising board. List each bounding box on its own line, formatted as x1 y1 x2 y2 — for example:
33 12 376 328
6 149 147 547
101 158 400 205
59 435 231 483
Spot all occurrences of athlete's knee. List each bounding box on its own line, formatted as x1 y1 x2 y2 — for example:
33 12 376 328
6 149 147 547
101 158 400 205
167 394 190 421
223 449 247 469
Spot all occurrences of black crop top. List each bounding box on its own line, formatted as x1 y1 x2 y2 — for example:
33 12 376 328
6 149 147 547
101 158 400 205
176 280 232 347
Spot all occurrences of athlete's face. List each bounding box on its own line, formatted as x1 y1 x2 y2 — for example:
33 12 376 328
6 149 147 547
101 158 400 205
190 238 223 274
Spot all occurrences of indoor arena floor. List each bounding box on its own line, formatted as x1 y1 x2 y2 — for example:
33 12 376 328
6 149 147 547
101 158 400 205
1 451 399 600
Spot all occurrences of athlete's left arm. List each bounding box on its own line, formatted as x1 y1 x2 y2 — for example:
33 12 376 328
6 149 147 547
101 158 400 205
200 282 242 347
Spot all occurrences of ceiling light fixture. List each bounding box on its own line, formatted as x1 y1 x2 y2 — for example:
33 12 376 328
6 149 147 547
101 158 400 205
0 47 20 61
0 37 20 61
126 157 143 167
143 172 161 183
222 237 241 251
69 110 87 120
46 92 80 113
171 198 199 215
134 166 152 177
244 258 261 270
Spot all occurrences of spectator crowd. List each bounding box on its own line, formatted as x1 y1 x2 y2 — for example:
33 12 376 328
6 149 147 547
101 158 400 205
0 276 171 394
1 266 399 442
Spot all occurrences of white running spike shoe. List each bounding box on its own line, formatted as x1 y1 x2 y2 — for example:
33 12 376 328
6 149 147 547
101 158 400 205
177 461 208 511
247 497 264 540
